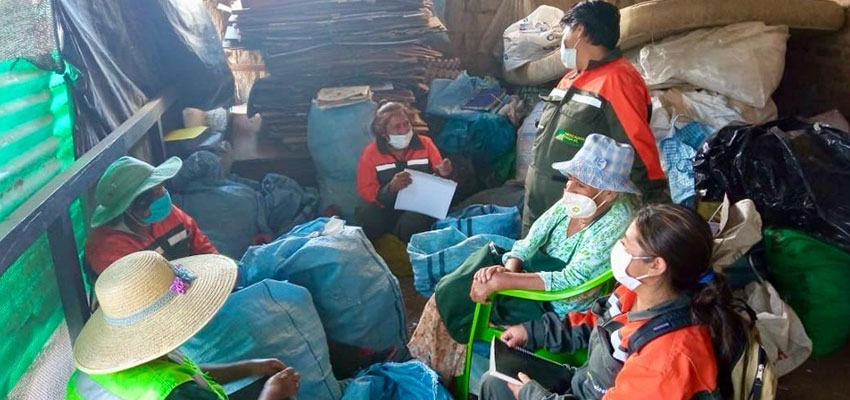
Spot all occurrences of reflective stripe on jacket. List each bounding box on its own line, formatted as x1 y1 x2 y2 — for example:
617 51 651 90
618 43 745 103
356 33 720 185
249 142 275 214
520 286 720 400
355 134 443 206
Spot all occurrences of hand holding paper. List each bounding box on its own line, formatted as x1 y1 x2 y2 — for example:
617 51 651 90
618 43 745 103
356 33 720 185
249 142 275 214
394 169 457 219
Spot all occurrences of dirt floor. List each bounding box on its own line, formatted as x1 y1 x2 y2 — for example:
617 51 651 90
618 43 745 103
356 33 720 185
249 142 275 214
397 275 850 400
777 344 850 399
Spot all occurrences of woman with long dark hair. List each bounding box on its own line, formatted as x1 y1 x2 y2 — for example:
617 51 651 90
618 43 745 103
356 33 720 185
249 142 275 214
480 204 748 400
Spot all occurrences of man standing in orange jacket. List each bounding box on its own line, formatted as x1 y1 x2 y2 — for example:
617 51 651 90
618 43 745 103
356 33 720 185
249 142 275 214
523 0 668 235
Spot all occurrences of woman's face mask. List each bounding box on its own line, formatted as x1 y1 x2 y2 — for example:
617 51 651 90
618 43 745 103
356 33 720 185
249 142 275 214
136 190 173 224
561 188 604 219
387 129 413 149
610 240 655 290
385 114 413 149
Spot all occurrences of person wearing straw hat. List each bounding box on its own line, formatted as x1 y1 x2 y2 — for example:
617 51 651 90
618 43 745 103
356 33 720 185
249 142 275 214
66 251 300 400
409 134 638 380
85 156 219 275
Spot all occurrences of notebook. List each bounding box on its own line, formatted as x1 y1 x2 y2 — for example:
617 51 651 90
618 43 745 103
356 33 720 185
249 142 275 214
462 87 506 111
489 338 572 393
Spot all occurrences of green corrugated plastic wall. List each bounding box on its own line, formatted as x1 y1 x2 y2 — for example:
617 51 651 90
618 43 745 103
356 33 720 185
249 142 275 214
0 55 83 397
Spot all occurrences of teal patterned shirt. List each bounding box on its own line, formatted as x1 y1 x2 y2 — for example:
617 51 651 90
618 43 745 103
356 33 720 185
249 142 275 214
503 197 632 316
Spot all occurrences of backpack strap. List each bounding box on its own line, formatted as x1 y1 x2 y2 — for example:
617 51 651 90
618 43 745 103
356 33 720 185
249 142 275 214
627 306 694 354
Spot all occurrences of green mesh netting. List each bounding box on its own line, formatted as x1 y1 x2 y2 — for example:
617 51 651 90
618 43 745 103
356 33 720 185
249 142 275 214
0 0 61 71
0 55 82 397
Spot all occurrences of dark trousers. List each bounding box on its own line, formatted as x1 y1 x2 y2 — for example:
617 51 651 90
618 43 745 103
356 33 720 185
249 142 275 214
355 203 436 242
479 373 517 400
480 372 578 400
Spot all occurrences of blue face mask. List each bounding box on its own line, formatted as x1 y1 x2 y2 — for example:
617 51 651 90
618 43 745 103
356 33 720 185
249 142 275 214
142 191 173 224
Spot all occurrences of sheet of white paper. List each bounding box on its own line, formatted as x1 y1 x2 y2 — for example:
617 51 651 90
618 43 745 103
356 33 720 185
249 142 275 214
394 169 457 220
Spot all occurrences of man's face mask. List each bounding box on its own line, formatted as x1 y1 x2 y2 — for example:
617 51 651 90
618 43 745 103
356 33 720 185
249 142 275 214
560 27 582 70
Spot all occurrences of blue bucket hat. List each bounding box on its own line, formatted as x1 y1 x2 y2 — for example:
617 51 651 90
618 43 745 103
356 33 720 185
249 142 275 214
551 134 640 195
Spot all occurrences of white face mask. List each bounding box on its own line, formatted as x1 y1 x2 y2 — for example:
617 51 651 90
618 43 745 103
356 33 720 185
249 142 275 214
610 241 654 290
387 129 413 149
561 190 603 219
560 34 581 70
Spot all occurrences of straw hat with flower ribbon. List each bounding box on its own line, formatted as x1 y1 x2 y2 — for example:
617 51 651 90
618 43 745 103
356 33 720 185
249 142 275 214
73 251 237 374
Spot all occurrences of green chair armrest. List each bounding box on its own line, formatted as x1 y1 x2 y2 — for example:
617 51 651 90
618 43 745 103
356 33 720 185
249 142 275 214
455 270 615 400
487 270 614 302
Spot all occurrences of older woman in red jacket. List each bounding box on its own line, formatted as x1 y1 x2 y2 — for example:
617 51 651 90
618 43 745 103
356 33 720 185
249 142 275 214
355 102 453 242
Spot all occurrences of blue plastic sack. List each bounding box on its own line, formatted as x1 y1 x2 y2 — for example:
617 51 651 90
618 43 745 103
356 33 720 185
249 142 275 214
435 113 517 170
317 175 362 221
409 227 515 296
239 218 407 363
260 173 320 235
433 204 521 239
170 151 269 259
308 101 376 218
341 361 453 400
659 121 710 205
182 280 342 399
426 72 501 122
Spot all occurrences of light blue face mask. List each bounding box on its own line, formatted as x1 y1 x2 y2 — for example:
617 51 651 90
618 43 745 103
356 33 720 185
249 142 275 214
560 33 582 70
142 191 173 224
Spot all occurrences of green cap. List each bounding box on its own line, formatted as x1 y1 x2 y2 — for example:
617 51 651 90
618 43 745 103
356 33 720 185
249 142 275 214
90 156 183 228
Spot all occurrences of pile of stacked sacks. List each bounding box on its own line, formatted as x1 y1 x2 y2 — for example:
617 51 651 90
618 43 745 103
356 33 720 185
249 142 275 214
190 216 456 399
631 22 789 205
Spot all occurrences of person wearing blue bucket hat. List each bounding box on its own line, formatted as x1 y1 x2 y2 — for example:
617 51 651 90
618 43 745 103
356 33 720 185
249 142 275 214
409 134 639 380
85 156 219 275
469 133 638 316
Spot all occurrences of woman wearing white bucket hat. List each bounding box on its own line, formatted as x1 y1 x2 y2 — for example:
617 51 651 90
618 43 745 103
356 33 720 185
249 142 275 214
409 134 639 379
470 134 639 313
66 251 299 400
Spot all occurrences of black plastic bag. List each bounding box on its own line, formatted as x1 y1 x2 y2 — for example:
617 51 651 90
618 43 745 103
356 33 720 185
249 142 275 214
57 0 234 155
694 117 850 253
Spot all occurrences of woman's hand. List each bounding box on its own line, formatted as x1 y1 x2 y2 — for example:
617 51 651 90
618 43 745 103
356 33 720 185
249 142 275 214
201 358 285 385
435 158 453 177
507 372 531 398
500 325 529 348
259 367 300 400
469 279 496 303
388 171 412 193
504 257 523 273
473 265 506 284
248 358 286 377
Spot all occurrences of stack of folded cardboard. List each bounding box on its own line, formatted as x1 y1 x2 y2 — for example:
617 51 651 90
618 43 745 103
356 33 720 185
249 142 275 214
230 0 450 142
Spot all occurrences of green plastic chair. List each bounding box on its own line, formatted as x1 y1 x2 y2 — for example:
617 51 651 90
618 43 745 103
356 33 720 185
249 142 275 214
454 270 615 400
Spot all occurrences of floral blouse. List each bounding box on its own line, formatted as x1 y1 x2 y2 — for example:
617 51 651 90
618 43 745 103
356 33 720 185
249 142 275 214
502 198 632 316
